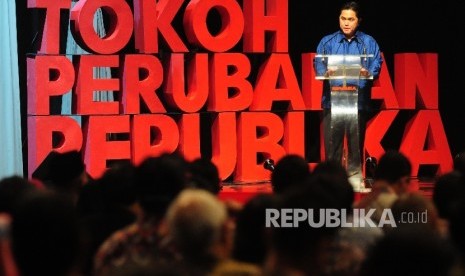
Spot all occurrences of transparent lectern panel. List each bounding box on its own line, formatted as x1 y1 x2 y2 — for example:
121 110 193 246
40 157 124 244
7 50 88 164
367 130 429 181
315 54 373 80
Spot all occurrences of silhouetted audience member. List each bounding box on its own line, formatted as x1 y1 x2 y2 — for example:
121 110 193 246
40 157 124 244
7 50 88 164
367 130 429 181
265 181 339 275
133 152 188 217
0 176 37 214
10 191 80 276
0 213 18 276
0 176 38 276
449 194 465 265
232 193 277 266
373 150 412 194
391 192 442 234
312 159 350 180
165 188 262 276
310 164 383 276
355 150 412 224
433 171 465 241
433 171 464 220
75 178 105 218
77 161 137 217
33 150 90 204
97 260 189 276
360 226 458 276
311 160 354 210
76 162 137 275
93 153 188 275
0 176 37 276
187 158 222 195
454 152 465 176
271 154 311 194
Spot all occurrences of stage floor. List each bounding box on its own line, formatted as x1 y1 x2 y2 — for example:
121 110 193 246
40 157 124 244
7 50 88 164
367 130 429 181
218 178 435 204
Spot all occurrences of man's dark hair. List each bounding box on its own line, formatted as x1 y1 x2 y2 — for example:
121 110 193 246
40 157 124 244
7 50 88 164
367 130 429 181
341 1 362 19
374 150 412 184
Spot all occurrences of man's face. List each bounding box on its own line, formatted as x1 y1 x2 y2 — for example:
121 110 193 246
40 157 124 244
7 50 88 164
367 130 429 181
339 9 359 38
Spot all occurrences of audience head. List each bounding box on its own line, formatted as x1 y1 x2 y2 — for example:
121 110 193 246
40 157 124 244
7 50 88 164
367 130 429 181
453 151 465 175
75 162 138 276
360 226 457 276
33 150 89 202
232 193 277 265
98 161 137 208
433 171 464 220
391 192 440 233
11 191 80 276
76 161 137 217
271 154 311 194
449 193 465 259
98 261 189 276
268 182 339 274
134 152 188 217
187 158 222 195
0 176 37 214
311 160 354 210
165 188 229 262
374 150 412 194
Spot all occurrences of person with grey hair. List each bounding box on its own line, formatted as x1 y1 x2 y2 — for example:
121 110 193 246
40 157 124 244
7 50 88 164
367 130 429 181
165 188 262 276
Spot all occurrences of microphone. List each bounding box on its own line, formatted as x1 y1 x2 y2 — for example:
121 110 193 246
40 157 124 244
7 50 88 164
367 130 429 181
356 35 369 76
263 159 275 172
358 36 368 62
363 43 367 62
364 156 377 178
320 32 339 63
29 31 39 52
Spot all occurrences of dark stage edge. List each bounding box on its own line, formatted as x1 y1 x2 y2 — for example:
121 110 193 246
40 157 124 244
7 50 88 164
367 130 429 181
218 178 435 204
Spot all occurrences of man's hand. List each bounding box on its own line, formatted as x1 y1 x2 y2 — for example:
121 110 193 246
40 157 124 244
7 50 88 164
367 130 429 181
325 68 336 77
360 68 370 77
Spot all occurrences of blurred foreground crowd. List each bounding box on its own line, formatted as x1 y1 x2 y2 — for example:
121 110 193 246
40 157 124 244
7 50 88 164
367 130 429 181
1 150 465 276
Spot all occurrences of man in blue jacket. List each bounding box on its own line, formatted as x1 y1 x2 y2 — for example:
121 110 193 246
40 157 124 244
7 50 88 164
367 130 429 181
314 1 383 190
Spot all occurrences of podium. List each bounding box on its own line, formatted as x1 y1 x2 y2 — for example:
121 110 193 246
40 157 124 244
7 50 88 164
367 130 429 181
315 54 373 191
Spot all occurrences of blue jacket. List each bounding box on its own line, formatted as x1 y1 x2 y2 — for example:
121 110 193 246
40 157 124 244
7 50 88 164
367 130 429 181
314 30 383 110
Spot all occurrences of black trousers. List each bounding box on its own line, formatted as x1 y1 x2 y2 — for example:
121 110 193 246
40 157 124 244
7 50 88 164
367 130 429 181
322 109 368 176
